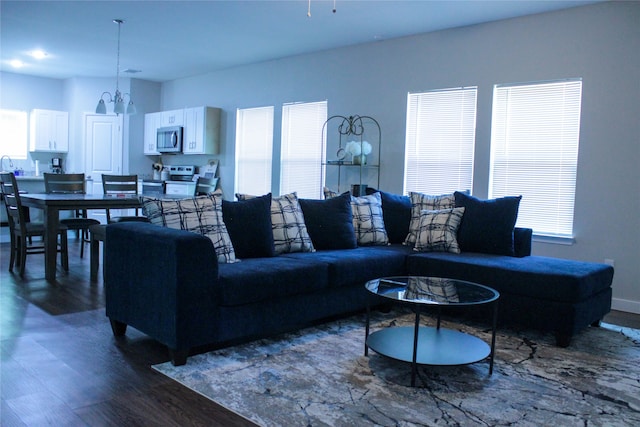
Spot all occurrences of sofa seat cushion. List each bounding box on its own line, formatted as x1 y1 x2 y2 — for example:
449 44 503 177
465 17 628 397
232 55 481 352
217 257 329 307
282 245 412 288
406 252 613 303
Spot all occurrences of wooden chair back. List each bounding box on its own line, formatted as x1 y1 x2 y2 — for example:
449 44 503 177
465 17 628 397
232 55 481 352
102 174 138 196
101 174 139 222
0 172 24 232
44 173 86 194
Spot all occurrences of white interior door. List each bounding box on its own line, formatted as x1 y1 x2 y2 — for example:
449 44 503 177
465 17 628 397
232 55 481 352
84 114 123 222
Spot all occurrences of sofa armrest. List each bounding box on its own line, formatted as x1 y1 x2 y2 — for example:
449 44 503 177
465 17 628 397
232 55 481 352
105 222 220 351
513 227 533 257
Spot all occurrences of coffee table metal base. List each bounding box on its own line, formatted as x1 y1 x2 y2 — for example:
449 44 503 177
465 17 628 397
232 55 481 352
367 326 491 366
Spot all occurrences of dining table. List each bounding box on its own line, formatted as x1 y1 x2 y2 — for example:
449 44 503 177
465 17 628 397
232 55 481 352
19 193 142 281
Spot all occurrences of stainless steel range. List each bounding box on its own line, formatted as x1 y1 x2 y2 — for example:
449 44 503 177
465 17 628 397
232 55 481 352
165 165 197 196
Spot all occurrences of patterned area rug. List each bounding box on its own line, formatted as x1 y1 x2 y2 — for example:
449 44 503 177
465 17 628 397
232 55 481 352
153 311 640 426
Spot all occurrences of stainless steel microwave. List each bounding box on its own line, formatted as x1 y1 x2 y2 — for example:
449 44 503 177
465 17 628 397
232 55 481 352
156 126 183 153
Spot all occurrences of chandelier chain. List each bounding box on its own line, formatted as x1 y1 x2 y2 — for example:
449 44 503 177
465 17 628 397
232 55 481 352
114 19 123 98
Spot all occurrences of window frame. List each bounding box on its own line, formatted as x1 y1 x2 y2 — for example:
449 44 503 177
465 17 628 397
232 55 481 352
280 100 328 199
0 109 29 160
404 86 477 196
234 106 274 196
489 78 583 240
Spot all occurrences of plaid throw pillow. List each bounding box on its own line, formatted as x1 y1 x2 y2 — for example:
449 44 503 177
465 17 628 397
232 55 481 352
404 192 456 246
413 207 465 253
236 192 315 254
350 192 389 246
323 188 389 246
140 195 237 263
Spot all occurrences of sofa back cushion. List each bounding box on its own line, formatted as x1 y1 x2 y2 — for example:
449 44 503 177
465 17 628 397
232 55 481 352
222 193 275 259
454 191 522 256
140 194 237 263
299 192 357 250
324 188 389 246
366 188 412 244
236 192 315 254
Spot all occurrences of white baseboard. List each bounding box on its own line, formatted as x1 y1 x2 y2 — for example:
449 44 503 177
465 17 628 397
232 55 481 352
612 298 640 315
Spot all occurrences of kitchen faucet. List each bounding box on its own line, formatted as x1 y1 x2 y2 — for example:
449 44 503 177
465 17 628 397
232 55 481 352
1 155 14 172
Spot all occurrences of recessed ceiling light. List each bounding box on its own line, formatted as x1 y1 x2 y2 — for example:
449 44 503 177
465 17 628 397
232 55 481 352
30 50 48 59
10 59 24 68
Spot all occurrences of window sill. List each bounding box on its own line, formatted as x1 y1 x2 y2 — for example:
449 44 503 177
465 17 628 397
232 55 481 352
532 234 575 246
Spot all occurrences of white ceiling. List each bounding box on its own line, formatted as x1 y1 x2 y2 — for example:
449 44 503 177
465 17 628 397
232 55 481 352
1 0 600 82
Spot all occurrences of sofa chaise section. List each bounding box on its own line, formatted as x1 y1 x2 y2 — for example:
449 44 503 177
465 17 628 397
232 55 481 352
406 251 614 346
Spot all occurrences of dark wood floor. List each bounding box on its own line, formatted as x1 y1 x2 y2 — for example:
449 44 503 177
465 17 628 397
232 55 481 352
0 237 256 426
1 236 639 426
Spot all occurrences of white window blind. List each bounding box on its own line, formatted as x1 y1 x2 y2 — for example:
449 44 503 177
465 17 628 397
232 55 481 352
235 106 274 196
404 87 477 195
0 109 28 160
489 79 583 238
280 100 327 199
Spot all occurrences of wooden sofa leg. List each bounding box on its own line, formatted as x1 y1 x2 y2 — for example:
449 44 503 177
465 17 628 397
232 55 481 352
110 319 127 337
555 332 571 347
169 349 189 366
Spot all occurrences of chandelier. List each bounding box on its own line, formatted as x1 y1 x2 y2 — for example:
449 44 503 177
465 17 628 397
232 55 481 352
95 19 136 115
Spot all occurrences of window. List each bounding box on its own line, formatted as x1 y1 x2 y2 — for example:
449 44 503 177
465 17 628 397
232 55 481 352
235 106 274 196
0 109 28 160
490 79 583 238
404 87 477 195
280 100 327 199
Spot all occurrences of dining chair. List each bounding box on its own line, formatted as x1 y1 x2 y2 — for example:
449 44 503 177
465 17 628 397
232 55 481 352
43 173 100 258
1 172 69 276
89 174 148 282
101 174 147 223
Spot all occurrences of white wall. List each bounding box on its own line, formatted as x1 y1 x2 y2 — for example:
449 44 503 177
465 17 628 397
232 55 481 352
160 2 640 313
0 73 161 178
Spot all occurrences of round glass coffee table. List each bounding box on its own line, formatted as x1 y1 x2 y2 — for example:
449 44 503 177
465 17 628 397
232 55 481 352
364 276 499 386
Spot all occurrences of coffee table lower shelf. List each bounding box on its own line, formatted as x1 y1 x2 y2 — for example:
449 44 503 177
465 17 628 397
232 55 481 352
366 326 490 366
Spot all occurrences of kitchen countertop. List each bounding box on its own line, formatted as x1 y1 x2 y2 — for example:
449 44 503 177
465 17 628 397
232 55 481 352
15 175 96 182
15 175 44 181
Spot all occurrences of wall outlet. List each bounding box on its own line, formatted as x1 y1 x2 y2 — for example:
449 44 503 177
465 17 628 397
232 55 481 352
604 258 615 267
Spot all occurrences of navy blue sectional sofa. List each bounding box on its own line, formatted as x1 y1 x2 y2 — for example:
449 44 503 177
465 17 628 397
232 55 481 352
105 191 614 365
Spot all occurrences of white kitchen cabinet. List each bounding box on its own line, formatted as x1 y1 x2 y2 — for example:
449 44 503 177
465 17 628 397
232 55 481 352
29 109 69 152
144 112 162 155
183 106 221 155
160 109 184 127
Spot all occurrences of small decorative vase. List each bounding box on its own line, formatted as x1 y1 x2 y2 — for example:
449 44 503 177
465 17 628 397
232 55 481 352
353 154 367 165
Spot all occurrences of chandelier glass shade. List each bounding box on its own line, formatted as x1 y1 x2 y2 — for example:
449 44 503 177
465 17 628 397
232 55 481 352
96 19 136 115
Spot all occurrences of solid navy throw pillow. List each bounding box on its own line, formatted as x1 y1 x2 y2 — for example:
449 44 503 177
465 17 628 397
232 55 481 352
366 188 411 244
299 192 357 250
222 193 275 259
454 191 522 256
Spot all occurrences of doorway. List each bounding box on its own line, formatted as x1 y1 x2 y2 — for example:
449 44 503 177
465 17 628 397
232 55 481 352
84 114 123 222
